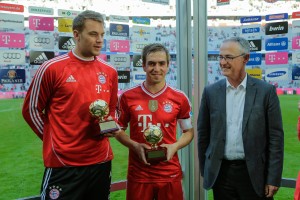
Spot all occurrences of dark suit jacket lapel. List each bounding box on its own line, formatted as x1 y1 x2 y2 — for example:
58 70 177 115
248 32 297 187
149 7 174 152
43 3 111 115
218 79 227 130
242 75 257 134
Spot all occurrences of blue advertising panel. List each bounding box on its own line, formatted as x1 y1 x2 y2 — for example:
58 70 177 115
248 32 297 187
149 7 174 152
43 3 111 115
292 65 300 80
242 27 260 34
240 16 262 23
101 39 107 51
266 13 288 21
0 69 25 84
109 23 129 37
265 37 288 51
132 17 150 25
246 53 262 65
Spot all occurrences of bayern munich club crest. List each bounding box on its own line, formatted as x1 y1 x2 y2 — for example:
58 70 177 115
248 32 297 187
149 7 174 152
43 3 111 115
48 185 62 199
97 72 107 84
163 101 173 113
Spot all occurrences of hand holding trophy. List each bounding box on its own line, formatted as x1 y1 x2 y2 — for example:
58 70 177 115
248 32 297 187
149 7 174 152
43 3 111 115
144 125 167 164
89 99 119 134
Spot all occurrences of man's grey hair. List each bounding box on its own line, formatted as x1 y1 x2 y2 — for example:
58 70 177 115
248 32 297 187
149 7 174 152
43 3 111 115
223 37 250 54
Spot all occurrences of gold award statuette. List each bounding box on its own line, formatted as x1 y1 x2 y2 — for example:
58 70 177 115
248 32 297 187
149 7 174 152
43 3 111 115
89 99 119 134
143 125 167 164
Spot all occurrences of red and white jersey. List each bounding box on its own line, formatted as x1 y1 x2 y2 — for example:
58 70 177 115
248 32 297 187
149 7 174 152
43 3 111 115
117 82 192 183
22 51 118 167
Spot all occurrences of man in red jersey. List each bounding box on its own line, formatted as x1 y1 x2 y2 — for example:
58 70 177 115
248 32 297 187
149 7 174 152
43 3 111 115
22 10 118 200
116 43 194 200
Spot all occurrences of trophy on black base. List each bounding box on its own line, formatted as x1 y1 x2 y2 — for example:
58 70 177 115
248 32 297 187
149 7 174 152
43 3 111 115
143 125 167 164
89 99 119 134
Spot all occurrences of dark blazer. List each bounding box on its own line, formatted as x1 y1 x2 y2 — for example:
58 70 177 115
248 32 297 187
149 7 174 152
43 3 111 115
197 75 284 197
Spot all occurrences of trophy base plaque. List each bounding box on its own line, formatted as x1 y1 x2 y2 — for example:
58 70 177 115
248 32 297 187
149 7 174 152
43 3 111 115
145 147 167 164
99 120 119 134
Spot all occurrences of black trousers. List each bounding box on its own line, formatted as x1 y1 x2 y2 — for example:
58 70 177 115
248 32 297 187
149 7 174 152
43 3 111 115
213 160 273 200
40 161 111 200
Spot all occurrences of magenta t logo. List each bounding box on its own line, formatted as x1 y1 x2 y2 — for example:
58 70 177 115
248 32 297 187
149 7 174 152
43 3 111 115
265 52 288 65
29 16 54 31
1 35 10 45
0 32 25 48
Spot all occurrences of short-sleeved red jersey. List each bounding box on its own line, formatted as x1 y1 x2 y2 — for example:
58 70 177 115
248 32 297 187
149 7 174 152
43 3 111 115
22 51 118 167
117 82 192 182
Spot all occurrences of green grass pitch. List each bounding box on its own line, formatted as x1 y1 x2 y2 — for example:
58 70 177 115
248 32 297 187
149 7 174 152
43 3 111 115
0 95 299 199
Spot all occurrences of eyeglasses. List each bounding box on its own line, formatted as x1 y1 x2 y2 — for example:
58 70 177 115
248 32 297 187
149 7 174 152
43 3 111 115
217 53 245 62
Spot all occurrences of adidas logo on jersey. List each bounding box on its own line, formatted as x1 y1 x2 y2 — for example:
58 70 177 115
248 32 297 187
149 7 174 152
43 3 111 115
62 38 75 50
33 52 48 64
66 75 76 82
135 105 143 111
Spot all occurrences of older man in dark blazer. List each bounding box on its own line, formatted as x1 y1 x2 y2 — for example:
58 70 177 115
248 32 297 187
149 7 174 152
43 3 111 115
197 37 284 200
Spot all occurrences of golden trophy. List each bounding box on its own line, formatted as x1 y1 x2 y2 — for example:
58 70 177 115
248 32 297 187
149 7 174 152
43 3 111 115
89 99 119 134
144 125 167 163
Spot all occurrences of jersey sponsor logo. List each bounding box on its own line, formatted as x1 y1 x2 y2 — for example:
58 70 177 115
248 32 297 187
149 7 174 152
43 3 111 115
163 101 173 113
95 85 102 93
137 114 169 131
66 75 76 82
148 100 158 112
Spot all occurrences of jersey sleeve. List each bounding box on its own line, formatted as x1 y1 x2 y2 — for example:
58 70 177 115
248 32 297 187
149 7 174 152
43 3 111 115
117 93 130 130
178 92 192 119
108 69 118 120
22 62 55 140
177 92 193 131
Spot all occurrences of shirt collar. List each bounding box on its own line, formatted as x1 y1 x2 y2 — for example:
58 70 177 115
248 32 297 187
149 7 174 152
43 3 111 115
226 74 247 89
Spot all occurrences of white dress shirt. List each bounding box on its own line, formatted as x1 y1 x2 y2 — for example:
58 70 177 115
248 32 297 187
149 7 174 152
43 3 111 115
224 75 247 160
